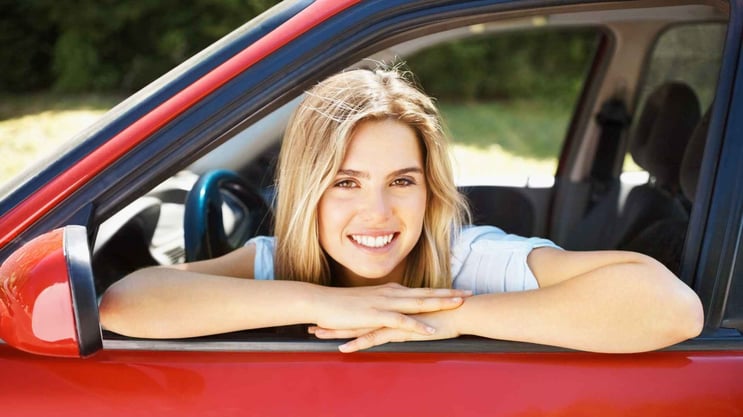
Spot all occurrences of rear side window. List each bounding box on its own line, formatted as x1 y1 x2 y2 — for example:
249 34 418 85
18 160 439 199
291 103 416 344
624 23 726 177
616 22 726 274
637 23 726 112
405 28 602 187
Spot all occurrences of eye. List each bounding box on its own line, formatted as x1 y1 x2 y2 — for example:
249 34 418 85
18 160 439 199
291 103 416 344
391 177 415 187
334 179 358 188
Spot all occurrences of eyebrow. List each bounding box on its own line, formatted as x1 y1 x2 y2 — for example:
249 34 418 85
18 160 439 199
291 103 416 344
337 167 424 179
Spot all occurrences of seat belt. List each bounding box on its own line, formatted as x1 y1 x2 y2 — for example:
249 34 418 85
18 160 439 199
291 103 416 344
588 97 631 205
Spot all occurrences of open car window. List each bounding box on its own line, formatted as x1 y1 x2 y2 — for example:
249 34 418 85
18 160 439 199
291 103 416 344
91 1 729 351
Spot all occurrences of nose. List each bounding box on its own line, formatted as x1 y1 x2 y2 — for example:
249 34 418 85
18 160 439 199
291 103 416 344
360 187 392 220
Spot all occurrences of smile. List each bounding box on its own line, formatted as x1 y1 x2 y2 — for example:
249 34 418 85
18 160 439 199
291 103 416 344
349 233 396 248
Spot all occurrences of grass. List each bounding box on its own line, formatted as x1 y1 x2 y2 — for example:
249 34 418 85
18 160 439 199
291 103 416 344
0 92 123 184
439 99 568 182
439 99 569 159
0 94 569 187
0 93 123 120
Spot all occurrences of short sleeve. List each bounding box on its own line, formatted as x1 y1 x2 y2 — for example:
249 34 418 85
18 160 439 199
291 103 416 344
451 225 560 294
245 236 276 280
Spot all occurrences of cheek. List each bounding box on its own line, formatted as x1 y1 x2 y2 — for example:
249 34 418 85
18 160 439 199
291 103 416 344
317 194 347 241
317 197 332 240
401 189 428 227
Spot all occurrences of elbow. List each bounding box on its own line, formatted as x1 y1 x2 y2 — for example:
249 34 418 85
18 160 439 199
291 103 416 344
674 285 704 341
639 255 704 346
98 286 126 335
655 267 705 344
97 267 169 338
98 280 147 338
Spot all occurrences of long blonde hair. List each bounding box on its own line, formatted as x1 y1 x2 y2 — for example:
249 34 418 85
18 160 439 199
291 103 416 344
274 67 469 288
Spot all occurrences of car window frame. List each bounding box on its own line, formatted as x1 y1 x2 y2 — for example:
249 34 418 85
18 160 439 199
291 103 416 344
686 2 743 337
98 0 743 353
1 1 737 354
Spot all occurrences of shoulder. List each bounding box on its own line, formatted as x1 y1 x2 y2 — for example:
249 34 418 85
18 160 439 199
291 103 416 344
451 225 560 293
249 235 276 252
452 225 558 254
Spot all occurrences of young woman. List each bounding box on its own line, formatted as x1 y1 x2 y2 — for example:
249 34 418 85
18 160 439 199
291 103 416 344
99 67 703 353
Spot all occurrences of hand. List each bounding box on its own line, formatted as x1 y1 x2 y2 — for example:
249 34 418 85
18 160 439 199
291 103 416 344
309 282 470 339
309 309 461 352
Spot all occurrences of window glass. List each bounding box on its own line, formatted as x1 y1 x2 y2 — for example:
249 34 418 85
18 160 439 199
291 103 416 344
405 28 601 186
623 23 726 175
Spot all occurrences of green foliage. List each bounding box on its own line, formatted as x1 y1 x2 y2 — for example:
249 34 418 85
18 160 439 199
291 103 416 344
1 0 279 93
0 0 57 92
406 28 598 103
438 99 569 157
4 4 596 97
405 29 598 159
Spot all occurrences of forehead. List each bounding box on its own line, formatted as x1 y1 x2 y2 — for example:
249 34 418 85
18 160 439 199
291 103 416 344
342 119 424 167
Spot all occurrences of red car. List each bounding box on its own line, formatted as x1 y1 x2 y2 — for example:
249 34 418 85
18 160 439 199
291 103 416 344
2 0 742 415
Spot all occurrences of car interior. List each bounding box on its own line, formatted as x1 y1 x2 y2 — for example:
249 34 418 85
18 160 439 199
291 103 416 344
90 0 728 345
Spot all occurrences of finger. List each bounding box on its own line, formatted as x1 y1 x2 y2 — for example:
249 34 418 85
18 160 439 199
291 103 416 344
309 325 372 337
338 328 408 353
379 311 436 335
338 330 386 353
311 327 376 339
384 286 473 298
383 296 465 314
309 325 376 334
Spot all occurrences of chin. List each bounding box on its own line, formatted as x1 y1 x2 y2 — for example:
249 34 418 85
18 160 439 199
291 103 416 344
351 268 396 280
342 262 403 283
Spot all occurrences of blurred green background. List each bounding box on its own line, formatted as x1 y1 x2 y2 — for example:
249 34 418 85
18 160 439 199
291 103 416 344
0 1 597 185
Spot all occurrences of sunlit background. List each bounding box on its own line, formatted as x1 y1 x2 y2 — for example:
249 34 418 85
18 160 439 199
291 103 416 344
1 1 623 188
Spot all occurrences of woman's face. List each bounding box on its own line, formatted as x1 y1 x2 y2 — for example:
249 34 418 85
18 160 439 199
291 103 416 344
318 118 427 286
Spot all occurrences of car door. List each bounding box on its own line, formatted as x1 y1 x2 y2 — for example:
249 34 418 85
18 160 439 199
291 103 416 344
2 1 743 416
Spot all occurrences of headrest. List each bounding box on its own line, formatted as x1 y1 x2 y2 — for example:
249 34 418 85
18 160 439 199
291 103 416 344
680 110 711 202
630 82 701 188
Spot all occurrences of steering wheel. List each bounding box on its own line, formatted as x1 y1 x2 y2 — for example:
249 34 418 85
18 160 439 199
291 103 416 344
184 169 274 262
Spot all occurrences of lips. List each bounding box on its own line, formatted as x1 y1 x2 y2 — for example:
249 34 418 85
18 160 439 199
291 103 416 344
349 233 397 248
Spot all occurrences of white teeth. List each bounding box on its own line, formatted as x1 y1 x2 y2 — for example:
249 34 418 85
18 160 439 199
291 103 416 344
351 234 394 248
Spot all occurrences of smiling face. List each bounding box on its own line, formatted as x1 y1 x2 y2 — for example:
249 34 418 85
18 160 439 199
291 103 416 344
317 118 428 287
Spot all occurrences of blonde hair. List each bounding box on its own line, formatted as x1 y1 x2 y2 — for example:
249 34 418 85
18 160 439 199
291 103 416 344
274 67 469 288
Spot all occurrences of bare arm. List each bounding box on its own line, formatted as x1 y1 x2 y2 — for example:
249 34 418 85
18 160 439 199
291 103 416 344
99 245 470 338
450 248 703 352
315 249 703 353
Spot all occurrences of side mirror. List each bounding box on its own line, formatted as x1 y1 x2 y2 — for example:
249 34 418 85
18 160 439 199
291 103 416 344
0 226 102 357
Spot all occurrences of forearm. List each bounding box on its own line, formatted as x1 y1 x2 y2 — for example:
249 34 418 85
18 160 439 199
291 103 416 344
449 258 703 353
100 268 469 340
99 267 319 338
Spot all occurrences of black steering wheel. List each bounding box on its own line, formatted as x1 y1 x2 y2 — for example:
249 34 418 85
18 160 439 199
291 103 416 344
183 169 273 262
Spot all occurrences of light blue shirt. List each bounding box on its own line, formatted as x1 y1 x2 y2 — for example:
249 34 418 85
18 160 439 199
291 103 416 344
247 225 560 294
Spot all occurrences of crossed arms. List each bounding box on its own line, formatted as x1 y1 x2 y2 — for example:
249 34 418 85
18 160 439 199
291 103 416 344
99 245 703 353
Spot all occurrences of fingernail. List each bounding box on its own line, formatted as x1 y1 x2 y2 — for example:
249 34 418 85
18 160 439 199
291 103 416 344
426 326 436 334
451 297 462 302
338 343 350 352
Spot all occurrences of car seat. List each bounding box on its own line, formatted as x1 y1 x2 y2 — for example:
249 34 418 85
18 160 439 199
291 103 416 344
609 81 701 249
620 109 710 278
460 186 535 237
